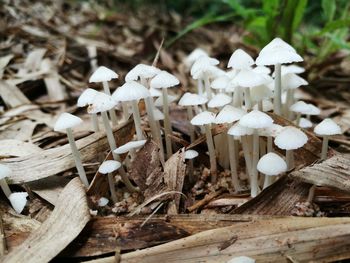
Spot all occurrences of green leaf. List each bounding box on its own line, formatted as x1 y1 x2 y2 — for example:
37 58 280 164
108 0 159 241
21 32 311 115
321 0 336 22
326 33 350 50
223 0 257 18
318 19 350 35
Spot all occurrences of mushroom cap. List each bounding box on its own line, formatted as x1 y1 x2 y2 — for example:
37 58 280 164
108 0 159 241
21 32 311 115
250 84 273 102
89 66 118 83
211 75 230 90
190 111 216 126
256 38 303 66
208 93 232 108
226 256 255 263
299 118 312 128
227 49 254 70
98 197 109 207
0 164 11 180
239 110 273 129
77 88 98 107
185 48 208 67
154 94 177 107
98 160 121 174
192 65 222 80
234 69 271 88
257 153 287 176
113 140 147 154
54 113 83 132
252 66 271 75
258 123 283 137
274 126 308 150
150 87 162 97
184 149 199 159
178 92 208 106
253 99 274 112
190 56 219 77
290 101 310 114
314 118 341 136
9 192 28 214
88 92 117 113
153 108 164 121
282 73 308 90
307 104 321 115
112 81 150 102
279 64 305 76
227 123 254 136
215 105 246 124
125 64 160 82
150 71 179 89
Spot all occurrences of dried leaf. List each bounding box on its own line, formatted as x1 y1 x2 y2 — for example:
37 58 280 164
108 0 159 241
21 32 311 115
0 139 43 157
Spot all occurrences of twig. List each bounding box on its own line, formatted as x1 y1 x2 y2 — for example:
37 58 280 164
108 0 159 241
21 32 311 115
187 189 224 212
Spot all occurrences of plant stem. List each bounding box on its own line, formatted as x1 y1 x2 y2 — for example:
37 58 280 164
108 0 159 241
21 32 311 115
251 129 260 197
66 128 89 187
131 100 144 140
321 136 329 160
102 81 118 126
274 63 282 115
0 179 11 198
91 113 100 132
228 135 240 192
286 149 294 170
108 173 118 203
204 124 217 183
162 88 173 158
187 106 195 142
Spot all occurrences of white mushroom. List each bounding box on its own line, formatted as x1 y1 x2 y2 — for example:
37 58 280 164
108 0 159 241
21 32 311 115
208 93 232 109
184 149 199 183
299 117 313 128
9 192 28 214
98 197 109 207
77 88 99 132
227 256 255 263
114 140 147 155
98 160 121 203
257 152 287 189
184 48 208 68
227 49 254 70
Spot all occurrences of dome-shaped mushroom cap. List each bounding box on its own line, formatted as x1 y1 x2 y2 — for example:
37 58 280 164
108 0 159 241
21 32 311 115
98 197 109 207
234 69 271 88
54 113 83 132
185 48 208 67
149 87 162 97
257 153 287 176
215 105 246 124
88 92 117 113
192 65 221 80
178 92 208 106
299 118 312 128
153 108 164 121
112 81 150 102
89 66 118 83
227 123 253 136
239 110 273 129
154 94 177 107
290 101 310 114
314 118 341 136
226 256 256 263
125 64 160 82
9 192 28 214
98 160 121 174
282 73 308 90
191 111 216 126
150 71 179 89
253 66 271 75
280 64 305 75
258 123 283 137
307 104 321 115
253 99 274 112
77 88 98 107
113 140 147 154
208 93 232 108
256 38 303 66
184 149 199 159
211 75 230 90
251 85 273 102
227 49 254 70
190 56 219 77
274 126 308 150
0 164 12 180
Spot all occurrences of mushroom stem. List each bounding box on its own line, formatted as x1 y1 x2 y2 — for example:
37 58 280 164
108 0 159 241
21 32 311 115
91 113 100 132
233 87 242 107
244 88 252 110
131 100 144 140
286 149 294 170
263 174 272 189
284 89 294 119
66 128 89 187
251 129 260 197
107 173 118 203
228 135 240 192
144 97 159 140
121 102 129 122
241 135 252 178
295 113 301 126
321 135 329 160
101 111 139 192
204 75 212 99
197 79 204 96
155 120 165 166
187 159 195 184
267 136 273 152
0 179 11 198
162 88 173 158
274 63 282 115
102 81 118 126
187 106 195 142
204 124 217 183
258 100 263 111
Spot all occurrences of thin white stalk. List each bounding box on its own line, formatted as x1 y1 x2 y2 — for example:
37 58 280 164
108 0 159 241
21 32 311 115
321 135 329 160
156 120 165 166
295 113 301 126
108 173 118 203
197 79 204 96
233 86 242 107
234 139 239 164
244 87 252 110
102 81 118 126
251 129 260 197
91 113 100 132
204 124 217 183
187 106 195 142
121 102 129 122
274 63 282 115
204 75 212 99
162 88 173 158
286 149 294 171
258 100 263 111
284 89 294 119
267 136 273 152
145 97 159 140
263 174 273 189
66 128 89 187
131 100 144 140
0 179 11 198
228 135 240 192
241 135 252 178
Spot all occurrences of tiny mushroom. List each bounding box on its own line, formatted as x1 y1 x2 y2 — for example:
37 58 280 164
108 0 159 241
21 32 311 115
98 197 109 207
191 111 217 183
184 48 208 68
208 93 232 109
54 113 89 187
314 118 341 160
114 140 147 155
9 192 28 214
184 149 199 183
77 88 99 132
290 101 310 125
98 160 121 203
299 117 313 129
257 152 287 189
227 256 256 263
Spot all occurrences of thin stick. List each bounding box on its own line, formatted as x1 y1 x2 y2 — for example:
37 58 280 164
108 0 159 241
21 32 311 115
274 63 282 115
131 100 144 140
205 124 217 183
321 136 329 160
228 135 240 192
108 173 118 203
102 81 118 126
162 88 173 158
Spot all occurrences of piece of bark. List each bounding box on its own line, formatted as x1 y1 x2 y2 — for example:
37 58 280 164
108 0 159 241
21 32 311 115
290 155 350 193
4 120 134 184
0 139 43 157
2 178 90 263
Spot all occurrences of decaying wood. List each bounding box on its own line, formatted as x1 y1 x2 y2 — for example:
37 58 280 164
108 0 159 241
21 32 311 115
86 217 350 263
187 189 225 212
0 213 6 256
3 120 134 184
2 178 90 263
291 155 350 193
0 80 30 108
